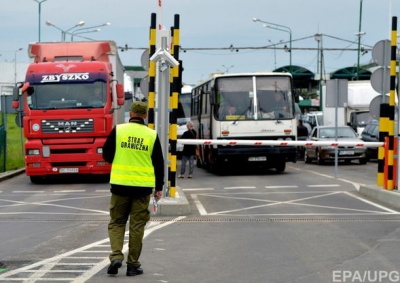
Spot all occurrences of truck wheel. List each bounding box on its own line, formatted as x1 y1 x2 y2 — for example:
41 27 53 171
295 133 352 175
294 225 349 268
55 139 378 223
30 176 46 184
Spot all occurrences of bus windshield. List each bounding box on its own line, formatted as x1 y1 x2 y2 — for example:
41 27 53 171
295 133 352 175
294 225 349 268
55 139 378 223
215 76 293 120
177 92 191 125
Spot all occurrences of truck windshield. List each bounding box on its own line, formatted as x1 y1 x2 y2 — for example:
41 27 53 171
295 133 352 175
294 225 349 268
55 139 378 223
27 81 106 110
355 112 373 127
215 76 293 121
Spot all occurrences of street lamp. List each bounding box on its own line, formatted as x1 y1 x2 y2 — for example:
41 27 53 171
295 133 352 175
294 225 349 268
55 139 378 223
268 39 283 69
314 34 323 111
33 0 47 42
356 0 364 80
264 25 292 66
46 20 85 41
71 29 101 41
70 22 110 41
252 18 292 72
14 48 23 84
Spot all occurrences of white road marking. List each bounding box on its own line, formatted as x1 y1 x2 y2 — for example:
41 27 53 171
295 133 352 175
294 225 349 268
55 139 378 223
0 216 186 282
289 166 361 190
307 184 340 187
343 191 399 213
13 190 46 193
182 188 214 191
191 194 208 215
0 195 109 214
191 191 400 216
265 185 298 189
54 190 86 193
224 186 256 190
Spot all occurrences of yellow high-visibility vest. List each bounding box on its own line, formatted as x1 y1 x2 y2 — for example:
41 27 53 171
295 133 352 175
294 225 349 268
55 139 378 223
110 123 156 187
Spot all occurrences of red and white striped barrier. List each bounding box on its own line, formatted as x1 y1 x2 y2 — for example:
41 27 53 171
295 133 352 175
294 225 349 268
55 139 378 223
178 139 384 147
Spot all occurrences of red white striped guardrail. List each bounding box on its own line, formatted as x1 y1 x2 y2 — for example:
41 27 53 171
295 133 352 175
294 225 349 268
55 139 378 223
178 139 384 147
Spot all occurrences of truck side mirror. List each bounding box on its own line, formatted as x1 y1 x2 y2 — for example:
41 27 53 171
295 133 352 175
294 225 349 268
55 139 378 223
12 86 20 109
116 83 124 106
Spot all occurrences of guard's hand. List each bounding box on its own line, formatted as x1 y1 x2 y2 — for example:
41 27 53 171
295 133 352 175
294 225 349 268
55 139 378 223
154 190 162 201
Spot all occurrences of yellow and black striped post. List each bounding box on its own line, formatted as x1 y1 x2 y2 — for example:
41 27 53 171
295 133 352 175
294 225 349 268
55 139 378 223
378 103 390 187
378 17 397 190
147 13 157 130
388 16 398 189
168 14 180 197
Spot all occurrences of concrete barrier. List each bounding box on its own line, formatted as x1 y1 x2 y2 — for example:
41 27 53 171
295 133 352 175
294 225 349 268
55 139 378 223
359 184 400 210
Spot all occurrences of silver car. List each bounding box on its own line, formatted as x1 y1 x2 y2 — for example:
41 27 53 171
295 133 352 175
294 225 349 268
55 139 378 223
304 125 367 165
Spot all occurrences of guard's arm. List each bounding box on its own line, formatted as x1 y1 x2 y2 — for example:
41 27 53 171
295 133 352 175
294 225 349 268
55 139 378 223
152 135 165 191
102 127 117 163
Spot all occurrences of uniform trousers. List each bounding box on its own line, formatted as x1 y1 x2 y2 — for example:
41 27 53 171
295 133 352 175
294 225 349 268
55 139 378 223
108 193 150 267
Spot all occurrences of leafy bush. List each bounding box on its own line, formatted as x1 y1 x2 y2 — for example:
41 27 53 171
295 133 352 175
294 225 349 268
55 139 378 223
6 113 24 170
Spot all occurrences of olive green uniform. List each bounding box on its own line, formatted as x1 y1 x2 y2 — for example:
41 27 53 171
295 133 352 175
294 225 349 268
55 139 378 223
103 114 164 269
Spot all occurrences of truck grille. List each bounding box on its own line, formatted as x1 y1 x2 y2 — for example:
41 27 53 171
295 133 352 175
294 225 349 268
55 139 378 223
42 119 94 134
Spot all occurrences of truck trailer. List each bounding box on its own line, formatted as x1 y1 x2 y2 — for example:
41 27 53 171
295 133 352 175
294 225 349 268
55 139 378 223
322 80 379 135
12 41 126 183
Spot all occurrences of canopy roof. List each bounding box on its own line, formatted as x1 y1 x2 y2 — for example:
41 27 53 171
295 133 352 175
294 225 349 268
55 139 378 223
273 65 315 79
329 66 371 80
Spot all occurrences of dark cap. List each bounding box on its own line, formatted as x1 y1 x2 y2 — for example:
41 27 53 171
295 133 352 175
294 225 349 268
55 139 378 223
130 101 148 115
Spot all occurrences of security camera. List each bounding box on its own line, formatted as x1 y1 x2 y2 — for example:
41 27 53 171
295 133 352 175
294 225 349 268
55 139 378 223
150 49 179 67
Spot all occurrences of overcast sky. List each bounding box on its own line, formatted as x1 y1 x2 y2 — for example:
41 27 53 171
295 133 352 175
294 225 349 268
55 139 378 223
1 0 398 85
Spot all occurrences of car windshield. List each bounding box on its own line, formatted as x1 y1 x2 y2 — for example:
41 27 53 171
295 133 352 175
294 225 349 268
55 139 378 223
319 127 356 139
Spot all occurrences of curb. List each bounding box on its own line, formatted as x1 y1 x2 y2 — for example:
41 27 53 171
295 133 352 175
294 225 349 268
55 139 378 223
0 169 25 181
359 184 400 210
156 186 191 216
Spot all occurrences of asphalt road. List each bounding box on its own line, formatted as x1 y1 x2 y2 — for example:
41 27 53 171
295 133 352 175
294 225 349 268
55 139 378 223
1 160 400 283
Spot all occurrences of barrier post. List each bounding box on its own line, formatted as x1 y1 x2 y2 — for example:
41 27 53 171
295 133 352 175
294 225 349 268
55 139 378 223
377 104 390 187
394 136 398 189
168 14 180 198
148 13 157 130
384 136 389 189
388 16 398 190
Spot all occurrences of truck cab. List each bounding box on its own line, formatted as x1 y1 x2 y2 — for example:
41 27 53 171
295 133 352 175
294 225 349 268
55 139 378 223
12 41 126 183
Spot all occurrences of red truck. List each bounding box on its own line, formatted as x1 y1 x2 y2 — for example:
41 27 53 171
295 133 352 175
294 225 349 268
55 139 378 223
12 41 126 183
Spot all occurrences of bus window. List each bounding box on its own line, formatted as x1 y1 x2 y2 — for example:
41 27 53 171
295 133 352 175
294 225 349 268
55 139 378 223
215 77 253 120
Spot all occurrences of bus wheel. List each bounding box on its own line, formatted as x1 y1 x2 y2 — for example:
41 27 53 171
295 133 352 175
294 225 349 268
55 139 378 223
196 157 203 168
275 161 286 173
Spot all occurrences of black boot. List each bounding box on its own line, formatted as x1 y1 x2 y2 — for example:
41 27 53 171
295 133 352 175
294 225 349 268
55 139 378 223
107 259 122 275
126 265 144 276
